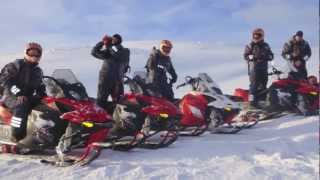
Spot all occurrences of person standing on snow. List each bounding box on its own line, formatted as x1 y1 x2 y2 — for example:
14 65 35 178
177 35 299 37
0 42 46 143
145 40 177 101
91 34 130 109
282 31 312 79
244 28 274 109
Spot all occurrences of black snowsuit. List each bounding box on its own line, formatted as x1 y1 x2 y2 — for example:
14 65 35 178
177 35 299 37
244 41 274 104
0 59 46 141
282 38 311 79
91 42 130 108
145 48 177 100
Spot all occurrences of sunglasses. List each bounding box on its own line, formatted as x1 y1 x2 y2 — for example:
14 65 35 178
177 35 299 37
27 49 41 58
162 46 172 52
253 33 262 37
27 53 41 58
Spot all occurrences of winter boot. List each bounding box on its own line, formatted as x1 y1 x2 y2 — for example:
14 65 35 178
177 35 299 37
249 101 262 110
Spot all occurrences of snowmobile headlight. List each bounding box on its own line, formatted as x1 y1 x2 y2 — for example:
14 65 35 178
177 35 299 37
82 121 94 128
159 113 169 118
310 91 318 96
224 107 232 112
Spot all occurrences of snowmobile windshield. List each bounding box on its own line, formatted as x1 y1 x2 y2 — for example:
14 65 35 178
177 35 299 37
133 71 147 81
125 71 161 97
44 69 89 100
52 69 80 84
197 73 223 95
44 77 65 98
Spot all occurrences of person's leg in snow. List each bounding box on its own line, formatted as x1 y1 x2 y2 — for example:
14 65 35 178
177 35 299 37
249 67 260 108
3 96 32 142
97 74 114 109
256 68 268 102
111 82 124 103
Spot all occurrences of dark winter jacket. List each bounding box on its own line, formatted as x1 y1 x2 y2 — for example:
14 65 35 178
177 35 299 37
244 41 274 69
145 48 177 86
91 42 130 81
282 38 311 61
0 59 45 98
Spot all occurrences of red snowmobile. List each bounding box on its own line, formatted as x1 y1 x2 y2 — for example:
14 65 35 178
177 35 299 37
234 66 319 117
0 69 114 166
266 67 319 115
96 72 181 150
176 73 258 135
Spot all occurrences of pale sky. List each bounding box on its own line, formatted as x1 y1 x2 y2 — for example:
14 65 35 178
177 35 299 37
0 0 318 53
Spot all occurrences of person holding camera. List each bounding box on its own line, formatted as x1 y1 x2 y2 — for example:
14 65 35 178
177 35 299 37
91 34 130 108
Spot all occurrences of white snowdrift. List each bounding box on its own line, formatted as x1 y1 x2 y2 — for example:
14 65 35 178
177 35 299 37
0 115 318 180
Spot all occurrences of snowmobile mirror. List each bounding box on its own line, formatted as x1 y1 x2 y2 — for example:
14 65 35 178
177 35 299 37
272 67 277 73
184 76 193 83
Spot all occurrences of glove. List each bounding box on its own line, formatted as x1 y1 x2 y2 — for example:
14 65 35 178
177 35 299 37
125 65 131 73
303 55 309 61
248 55 254 61
10 85 21 95
17 96 28 105
102 35 112 47
169 78 176 85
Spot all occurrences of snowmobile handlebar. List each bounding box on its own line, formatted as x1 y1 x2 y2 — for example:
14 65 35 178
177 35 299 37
268 66 283 76
176 76 198 89
123 76 133 84
124 75 147 87
176 82 187 89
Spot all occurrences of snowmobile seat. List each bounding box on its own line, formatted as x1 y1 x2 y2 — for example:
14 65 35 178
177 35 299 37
233 88 249 102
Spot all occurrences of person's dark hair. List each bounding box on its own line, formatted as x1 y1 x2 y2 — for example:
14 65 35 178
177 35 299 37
113 34 122 44
295 31 303 37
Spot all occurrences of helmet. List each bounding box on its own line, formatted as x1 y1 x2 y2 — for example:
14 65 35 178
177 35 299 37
24 42 42 58
159 40 173 56
252 28 264 41
160 40 173 49
307 75 318 85
295 30 303 37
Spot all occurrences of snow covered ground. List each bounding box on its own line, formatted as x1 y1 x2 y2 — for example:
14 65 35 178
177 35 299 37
0 42 319 180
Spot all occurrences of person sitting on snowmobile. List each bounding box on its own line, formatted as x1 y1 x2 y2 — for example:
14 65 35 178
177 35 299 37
282 31 312 79
244 28 274 109
0 42 46 143
145 40 177 101
267 70 318 113
91 34 130 109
